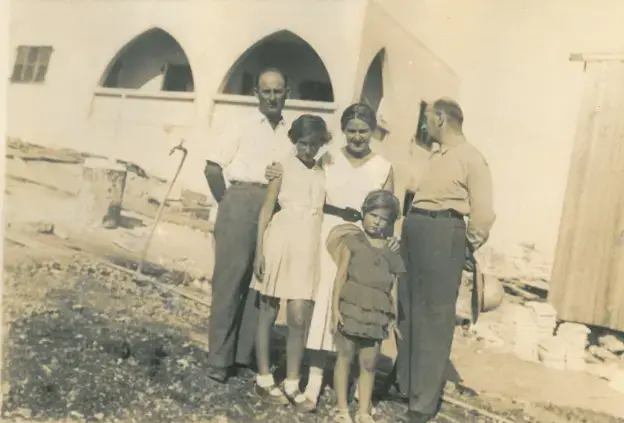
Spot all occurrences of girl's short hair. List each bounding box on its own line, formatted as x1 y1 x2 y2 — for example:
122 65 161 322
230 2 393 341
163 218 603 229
340 103 377 131
361 189 401 222
288 114 332 145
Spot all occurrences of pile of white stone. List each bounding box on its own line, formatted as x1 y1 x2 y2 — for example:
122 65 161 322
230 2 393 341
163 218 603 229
513 302 590 371
512 301 624 394
513 301 557 363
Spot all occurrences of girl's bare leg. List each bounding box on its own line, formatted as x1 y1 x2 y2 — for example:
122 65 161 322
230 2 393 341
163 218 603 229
284 299 314 394
255 296 279 377
334 332 357 412
356 341 380 416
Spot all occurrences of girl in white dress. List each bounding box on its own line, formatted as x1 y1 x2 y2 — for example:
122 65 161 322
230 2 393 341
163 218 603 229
265 103 397 411
252 115 331 405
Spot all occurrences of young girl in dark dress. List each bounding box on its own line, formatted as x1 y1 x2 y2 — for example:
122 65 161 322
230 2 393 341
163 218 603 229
329 190 405 423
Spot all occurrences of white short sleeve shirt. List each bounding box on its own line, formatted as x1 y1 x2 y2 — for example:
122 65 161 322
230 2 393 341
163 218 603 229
205 110 294 184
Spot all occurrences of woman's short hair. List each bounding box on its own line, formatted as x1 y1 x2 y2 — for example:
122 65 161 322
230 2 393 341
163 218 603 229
340 103 377 131
361 189 401 222
288 114 332 145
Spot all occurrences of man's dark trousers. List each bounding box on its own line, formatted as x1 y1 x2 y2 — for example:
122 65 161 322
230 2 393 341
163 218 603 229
396 211 466 415
207 183 266 369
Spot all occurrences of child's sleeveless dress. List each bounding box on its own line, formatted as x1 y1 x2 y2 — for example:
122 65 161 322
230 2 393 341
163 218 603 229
251 153 325 300
326 224 406 341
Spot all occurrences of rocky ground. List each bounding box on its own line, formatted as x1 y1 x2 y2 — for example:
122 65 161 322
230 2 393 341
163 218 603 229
2 140 624 423
1 247 532 423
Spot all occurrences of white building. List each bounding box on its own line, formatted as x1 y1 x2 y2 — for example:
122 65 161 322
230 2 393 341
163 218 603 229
8 0 624 281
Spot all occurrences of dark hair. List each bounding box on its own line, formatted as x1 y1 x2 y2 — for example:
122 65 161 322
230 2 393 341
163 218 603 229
433 97 464 127
288 115 332 145
255 67 289 88
340 103 377 131
361 189 400 223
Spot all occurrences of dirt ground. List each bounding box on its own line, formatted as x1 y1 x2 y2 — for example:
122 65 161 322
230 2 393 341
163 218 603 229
2 142 624 423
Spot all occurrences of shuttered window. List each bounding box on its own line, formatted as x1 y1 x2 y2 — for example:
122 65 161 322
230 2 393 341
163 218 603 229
11 46 54 83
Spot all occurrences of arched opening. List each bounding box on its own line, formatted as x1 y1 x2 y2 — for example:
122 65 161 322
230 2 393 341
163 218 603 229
221 30 334 102
360 49 389 140
360 49 385 113
101 28 194 92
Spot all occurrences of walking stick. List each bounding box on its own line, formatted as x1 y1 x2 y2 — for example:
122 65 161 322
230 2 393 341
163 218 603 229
136 140 188 280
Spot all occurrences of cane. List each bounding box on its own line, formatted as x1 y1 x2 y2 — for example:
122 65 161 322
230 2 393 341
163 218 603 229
136 140 188 280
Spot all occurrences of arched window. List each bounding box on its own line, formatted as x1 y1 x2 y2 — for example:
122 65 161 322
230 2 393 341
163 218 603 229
220 30 334 102
360 49 385 113
101 28 194 92
360 49 389 140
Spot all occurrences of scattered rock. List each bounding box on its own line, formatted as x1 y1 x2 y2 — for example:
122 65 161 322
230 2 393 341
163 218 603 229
589 345 619 362
70 410 85 419
36 222 55 234
14 407 32 419
598 333 624 354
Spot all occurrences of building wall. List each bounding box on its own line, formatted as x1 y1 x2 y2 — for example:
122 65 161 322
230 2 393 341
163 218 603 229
369 0 624 279
11 0 623 279
354 0 460 218
8 0 367 194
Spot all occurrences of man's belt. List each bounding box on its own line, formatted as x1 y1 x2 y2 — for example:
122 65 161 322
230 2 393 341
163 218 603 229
410 207 464 220
230 180 268 188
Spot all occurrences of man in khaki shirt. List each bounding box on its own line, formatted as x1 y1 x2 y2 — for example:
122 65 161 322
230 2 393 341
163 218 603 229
396 98 495 423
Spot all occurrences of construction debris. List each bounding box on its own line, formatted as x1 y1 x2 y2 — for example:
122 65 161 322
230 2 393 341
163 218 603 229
513 302 557 362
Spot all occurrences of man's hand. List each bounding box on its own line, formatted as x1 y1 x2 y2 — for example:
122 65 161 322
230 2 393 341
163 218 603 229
464 245 476 272
253 255 266 281
341 207 362 222
389 319 402 340
265 162 284 181
332 304 344 333
387 236 401 253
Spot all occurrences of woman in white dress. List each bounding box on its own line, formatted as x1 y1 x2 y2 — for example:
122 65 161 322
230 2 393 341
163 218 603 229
266 103 396 412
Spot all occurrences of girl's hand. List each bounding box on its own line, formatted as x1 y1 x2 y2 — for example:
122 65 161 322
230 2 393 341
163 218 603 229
264 162 284 181
389 319 403 340
332 305 344 333
387 236 401 253
253 255 266 281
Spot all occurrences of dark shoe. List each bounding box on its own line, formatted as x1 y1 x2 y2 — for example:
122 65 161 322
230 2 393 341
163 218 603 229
406 410 434 423
284 389 317 413
205 365 228 384
255 384 290 405
234 363 257 379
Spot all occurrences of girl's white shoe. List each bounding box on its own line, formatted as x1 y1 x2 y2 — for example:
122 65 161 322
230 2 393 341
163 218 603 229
333 410 354 423
354 413 376 423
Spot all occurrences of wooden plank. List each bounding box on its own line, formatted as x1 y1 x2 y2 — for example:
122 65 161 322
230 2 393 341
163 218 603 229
582 62 624 328
550 61 624 331
550 62 605 302
502 282 541 301
602 63 624 329
570 53 624 62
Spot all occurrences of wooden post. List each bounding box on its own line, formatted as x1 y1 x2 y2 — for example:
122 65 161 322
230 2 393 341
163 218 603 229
76 158 128 229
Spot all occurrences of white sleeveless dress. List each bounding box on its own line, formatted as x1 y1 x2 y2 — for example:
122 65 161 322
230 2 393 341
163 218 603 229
306 147 392 351
252 153 326 300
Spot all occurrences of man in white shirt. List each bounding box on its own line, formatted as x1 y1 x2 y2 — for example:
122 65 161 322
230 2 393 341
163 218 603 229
203 68 293 383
